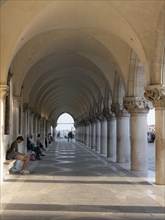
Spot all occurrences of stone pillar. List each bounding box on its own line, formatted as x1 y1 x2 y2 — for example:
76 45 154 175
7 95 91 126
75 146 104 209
13 96 21 139
96 117 101 153
112 104 130 163
82 124 86 144
29 108 34 135
124 97 151 172
37 114 41 134
26 106 30 135
23 103 28 139
85 120 90 147
145 85 165 185
105 111 116 159
33 113 38 144
89 121 92 148
92 117 97 150
40 117 46 147
0 85 9 183
99 113 108 156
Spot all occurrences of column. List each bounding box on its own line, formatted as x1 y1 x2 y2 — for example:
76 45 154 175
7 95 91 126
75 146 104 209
124 97 151 172
112 104 130 163
106 111 116 159
40 117 46 147
37 114 41 134
100 113 108 156
29 108 34 135
92 117 97 150
0 85 9 183
96 117 101 153
89 120 92 148
85 120 90 147
145 85 165 185
23 103 28 139
13 96 21 139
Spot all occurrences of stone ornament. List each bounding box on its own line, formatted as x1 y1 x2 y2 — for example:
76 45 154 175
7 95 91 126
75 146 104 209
144 85 165 108
102 108 115 121
0 84 9 99
124 97 152 114
96 112 105 121
111 103 129 117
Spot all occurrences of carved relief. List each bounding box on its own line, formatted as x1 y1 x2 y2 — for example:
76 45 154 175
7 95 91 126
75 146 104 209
102 108 115 121
144 85 165 108
0 85 9 99
124 97 151 114
111 103 129 117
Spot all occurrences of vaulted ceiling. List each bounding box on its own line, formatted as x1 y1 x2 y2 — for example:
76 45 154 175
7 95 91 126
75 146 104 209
1 0 164 121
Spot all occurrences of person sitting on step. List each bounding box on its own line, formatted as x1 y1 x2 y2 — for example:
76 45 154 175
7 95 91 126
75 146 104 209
7 136 30 175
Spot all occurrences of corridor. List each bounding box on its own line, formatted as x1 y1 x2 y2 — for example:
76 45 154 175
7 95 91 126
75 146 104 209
1 140 165 220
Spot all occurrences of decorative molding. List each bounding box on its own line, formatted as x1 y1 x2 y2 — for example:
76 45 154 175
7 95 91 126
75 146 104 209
111 103 129 117
0 84 9 99
124 97 151 114
88 115 97 123
144 85 165 108
103 108 115 121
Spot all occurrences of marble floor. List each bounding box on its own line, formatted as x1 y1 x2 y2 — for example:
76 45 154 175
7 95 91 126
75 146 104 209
1 140 165 220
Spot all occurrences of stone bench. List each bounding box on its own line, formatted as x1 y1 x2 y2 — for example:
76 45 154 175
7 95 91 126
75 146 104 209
4 159 16 176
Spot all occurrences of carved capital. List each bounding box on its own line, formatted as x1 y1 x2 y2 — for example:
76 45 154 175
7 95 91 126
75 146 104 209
0 84 9 99
88 115 97 123
124 97 151 114
84 119 90 126
111 103 129 117
102 108 115 121
96 112 104 121
144 85 165 108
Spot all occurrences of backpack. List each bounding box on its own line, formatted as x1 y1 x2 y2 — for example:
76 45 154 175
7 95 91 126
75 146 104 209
30 152 36 161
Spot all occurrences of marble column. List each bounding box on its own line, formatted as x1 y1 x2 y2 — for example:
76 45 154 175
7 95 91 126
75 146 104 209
40 117 46 147
85 120 90 147
23 103 28 139
105 111 116 159
33 113 38 144
29 108 34 135
89 120 93 148
145 85 165 185
100 113 108 156
124 97 151 172
91 117 97 150
112 104 130 163
37 114 41 134
13 96 21 139
96 117 101 153
0 85 9 183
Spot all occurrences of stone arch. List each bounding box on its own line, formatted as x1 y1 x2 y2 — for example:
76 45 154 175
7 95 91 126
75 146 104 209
127 49 148 97
150 6 165 84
